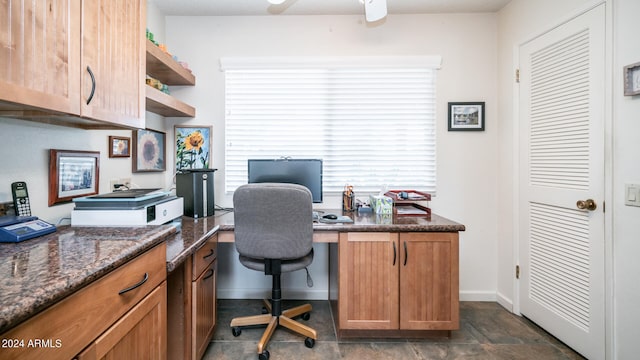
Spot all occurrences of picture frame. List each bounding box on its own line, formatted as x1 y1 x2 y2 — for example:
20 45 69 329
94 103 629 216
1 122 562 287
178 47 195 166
108 136 131 158
175 125 212 172
448 102 485 131
623 61 640 96
132 128 166 172
48 149 100 206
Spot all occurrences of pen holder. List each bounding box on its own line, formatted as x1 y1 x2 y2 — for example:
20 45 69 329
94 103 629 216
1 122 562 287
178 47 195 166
342 191 355 212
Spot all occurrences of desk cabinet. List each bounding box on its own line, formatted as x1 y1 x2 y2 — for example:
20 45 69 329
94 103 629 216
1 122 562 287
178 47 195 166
0 244 167 360
0 0 145 129
167 235 217 360
337 232 459 336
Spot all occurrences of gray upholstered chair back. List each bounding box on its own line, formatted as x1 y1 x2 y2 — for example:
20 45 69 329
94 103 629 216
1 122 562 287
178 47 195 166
233 183 313 260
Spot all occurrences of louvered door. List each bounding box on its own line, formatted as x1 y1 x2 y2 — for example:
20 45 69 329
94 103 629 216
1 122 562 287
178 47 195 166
518 5 605 359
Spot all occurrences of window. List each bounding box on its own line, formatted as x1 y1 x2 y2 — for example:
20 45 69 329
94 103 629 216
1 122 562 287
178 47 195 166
221 56 440 195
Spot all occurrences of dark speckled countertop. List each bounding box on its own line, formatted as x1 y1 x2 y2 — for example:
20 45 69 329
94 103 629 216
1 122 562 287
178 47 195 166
0 224 177 334
166 217 220 273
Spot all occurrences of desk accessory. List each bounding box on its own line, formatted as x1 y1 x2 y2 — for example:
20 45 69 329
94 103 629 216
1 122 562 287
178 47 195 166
342 185 355 212
0 216 56 243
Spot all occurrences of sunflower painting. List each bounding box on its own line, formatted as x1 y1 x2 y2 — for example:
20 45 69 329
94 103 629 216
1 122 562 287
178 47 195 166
132 129 166 172
175 126 211 171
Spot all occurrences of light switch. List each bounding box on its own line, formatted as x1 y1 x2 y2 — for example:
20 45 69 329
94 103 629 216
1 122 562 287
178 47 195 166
625 184 640 207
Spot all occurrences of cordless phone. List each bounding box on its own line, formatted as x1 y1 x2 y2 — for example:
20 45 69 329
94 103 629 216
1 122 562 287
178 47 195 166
11 181 32 217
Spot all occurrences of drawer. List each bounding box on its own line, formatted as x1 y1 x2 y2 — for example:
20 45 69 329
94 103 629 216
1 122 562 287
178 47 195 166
192 234 217 280
0 243 166 360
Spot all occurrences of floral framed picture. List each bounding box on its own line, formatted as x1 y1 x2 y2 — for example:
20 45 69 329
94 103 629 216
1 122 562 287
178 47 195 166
132 128 166 172
108 136 130 158
48 149 100 206
448 102 485 131
175 125 212 171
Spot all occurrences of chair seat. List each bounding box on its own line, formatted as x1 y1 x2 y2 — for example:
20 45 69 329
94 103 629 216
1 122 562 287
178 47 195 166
239 249 314 272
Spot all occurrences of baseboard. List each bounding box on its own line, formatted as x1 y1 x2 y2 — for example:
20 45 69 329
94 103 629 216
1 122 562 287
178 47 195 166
459 291 497 302
496 291 514 312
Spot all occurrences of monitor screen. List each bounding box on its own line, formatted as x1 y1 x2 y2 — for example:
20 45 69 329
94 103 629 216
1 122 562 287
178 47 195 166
247 159 323 203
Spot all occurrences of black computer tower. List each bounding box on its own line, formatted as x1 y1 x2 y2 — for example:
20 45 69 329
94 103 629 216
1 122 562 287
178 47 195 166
176 169 216 218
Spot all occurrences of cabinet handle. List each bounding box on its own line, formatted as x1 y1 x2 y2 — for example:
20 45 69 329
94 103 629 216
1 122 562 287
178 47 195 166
403 241 408 266
86 66 96 105
203 248 215 259
118 272 149 295
392 241 397 266
203 268 215 280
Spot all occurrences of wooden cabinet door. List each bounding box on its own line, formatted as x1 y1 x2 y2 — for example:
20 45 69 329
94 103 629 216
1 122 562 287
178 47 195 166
77 282 167 360
80 0 145 128
338 232 399 330
192 260 216 360
0 0 81 115
399 232 459 330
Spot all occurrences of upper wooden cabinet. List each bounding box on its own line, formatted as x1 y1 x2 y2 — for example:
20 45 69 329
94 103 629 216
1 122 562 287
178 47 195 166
0 0 146 129
145 39 196 117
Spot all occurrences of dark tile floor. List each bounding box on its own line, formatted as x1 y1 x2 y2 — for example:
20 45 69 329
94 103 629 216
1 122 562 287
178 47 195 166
203 299 586 360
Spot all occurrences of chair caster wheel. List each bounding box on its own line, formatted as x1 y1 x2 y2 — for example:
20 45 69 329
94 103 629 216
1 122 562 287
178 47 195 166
231 327 241 337
261 306 269 314
258 349 270 360
302 312 311 321
305 337 315 348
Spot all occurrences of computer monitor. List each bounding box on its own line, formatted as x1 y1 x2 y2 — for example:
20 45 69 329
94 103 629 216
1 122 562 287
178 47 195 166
247 159 323 203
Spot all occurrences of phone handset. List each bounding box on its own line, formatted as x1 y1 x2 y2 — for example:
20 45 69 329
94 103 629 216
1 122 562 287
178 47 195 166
11 181 32 216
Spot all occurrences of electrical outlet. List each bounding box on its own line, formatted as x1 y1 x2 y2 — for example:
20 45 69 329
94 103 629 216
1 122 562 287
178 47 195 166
120 178 131 189
110 179 120 192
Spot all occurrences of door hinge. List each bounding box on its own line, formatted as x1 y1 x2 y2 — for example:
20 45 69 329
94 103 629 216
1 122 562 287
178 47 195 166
515 69 520 83
516 265 520 279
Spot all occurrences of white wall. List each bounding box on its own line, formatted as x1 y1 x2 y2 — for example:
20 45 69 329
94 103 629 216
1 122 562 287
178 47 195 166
611 1 640 358
164 13 500 300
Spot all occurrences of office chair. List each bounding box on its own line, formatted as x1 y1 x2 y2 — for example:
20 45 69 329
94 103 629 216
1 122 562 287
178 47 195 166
230 183 317 360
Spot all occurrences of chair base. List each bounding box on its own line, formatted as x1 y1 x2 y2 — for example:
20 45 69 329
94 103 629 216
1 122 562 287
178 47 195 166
230 300 317 354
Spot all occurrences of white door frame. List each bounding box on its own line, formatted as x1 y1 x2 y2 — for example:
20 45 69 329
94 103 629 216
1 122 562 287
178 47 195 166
510 0 614 358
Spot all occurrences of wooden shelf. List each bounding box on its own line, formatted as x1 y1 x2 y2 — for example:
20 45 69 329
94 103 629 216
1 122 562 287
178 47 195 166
145 39 196 117
145 86 195 117
145 39 195 85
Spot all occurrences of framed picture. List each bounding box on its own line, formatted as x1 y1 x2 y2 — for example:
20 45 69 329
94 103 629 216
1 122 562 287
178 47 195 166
133 128 166 172
175 125 212 171
48 149 100 206
448 102 485 131
108 136 130 158
624 61 640 96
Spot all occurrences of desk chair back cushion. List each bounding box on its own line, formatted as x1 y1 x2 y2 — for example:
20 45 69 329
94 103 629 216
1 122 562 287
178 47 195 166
233 183 313 268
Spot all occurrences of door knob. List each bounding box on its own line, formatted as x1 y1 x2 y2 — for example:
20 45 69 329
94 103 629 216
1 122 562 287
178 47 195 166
576 199 597 211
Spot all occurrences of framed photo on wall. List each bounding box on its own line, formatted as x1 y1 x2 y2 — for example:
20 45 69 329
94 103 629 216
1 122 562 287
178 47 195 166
448 102 485 131
48 149 100 206
175 125 212 171
108 136 131 158
132 128 166 172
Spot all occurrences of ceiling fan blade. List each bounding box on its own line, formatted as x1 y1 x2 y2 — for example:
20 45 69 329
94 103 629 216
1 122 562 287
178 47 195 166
364 0 387 22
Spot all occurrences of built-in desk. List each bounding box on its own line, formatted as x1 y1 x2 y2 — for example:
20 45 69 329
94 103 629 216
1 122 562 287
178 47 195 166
179 209 465 339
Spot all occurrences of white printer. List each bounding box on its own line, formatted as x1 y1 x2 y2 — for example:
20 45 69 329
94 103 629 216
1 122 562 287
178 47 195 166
71 189 183 226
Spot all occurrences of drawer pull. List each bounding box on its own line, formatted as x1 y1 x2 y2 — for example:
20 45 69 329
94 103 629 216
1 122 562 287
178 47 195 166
118 272 149 295
203 268 215 280
392 242 397 266
203 248 215 259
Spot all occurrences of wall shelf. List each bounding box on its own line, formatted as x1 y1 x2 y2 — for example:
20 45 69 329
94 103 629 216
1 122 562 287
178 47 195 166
145 39 196 117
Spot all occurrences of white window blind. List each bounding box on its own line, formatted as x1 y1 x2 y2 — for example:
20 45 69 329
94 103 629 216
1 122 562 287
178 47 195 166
222 56 440 195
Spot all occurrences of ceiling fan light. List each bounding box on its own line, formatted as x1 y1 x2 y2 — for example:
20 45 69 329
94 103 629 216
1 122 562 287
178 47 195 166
364 0 387 22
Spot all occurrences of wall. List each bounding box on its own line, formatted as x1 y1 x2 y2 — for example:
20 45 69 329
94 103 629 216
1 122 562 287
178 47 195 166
164 13 500 300
0 2 170 224
611 0 640 358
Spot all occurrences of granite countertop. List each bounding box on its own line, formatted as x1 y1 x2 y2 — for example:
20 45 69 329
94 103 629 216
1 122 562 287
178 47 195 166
165 217 220 273
209 209 465 233
0 224 177 334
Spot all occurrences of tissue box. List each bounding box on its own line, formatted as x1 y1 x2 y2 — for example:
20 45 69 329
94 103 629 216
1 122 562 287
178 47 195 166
370 195 393 214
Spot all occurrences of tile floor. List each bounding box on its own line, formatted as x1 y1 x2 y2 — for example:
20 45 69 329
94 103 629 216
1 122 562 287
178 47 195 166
203 299 586 360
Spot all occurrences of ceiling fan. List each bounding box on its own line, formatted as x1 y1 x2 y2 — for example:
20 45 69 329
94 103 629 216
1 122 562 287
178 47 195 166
266 0 388 22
